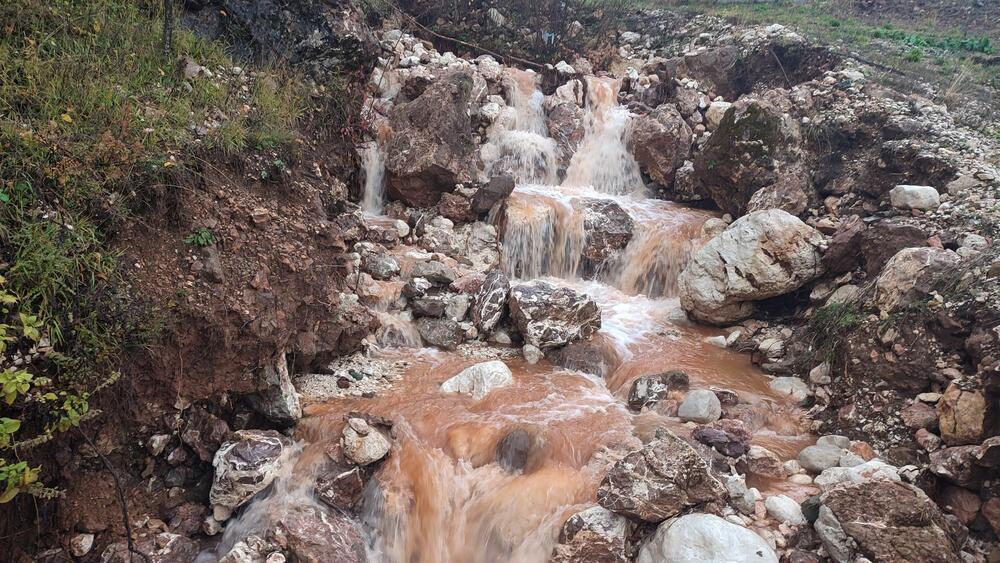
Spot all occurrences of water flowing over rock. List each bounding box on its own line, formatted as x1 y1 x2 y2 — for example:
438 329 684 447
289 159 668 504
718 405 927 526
550 506 630 563
678 209 825 324
637 513 778 563
210 430 292 521
471 269 510 334
384 69 478 207
440 360 514 400
816 480 961 563
580 198 634 269
508 280 601 349
597 428 725 522
629 104 692 191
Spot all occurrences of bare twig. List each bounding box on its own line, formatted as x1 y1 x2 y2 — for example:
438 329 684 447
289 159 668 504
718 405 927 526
78 427 150 563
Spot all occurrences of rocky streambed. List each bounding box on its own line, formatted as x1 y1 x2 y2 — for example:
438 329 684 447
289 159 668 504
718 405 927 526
93 10 1000 563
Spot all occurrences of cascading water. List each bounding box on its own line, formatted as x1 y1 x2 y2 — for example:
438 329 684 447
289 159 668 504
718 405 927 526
360 141 387 215
212 67 813 563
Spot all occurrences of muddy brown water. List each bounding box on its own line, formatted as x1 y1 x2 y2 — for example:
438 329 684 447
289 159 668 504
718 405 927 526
211 68 814 562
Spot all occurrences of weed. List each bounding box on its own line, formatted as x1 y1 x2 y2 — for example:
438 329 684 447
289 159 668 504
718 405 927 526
809 301 863 360
904 47 924 62
184 227 216 248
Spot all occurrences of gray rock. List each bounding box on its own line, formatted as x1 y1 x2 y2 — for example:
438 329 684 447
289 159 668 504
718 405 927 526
677 389 722 423
210 430 291 521
637 513 778 563
410 260 458 285
496 428 532 473
678 210 825 325
247 352 302 426
889 185 940 211
416 317 464 349
341 417 391 465
798 444 847 473
765 494 807 524
769 376 811 404
361 253 400 280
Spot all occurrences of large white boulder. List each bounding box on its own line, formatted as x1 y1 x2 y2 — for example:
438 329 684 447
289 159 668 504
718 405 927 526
637 513 778 563
889 185 940 211
678 209 825 324
440 360 513 400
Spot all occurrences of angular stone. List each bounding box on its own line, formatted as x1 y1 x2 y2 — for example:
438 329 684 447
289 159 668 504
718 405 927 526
627 370 689 410
550 506 629 563
210 430 291 521
471 269 509 334
597 428 725 522
508 280 600 350
692 418 752 457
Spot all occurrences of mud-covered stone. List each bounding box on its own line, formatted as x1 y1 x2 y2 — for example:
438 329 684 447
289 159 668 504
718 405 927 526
692 418 752 457
630 104 691 189
597 428 725 522
385 69 479 207
817 480 961 563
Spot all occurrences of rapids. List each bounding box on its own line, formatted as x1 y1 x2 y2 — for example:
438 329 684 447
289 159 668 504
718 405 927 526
210 68 812 563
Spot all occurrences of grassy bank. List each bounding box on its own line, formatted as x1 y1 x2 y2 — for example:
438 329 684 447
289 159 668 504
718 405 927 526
659 1 999 129
0 0 303 502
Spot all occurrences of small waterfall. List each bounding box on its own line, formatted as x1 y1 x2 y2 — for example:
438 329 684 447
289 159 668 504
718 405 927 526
482 69 560 185
376 310 423 348
360 141 387 215
562 77 645 196
501 186 586 280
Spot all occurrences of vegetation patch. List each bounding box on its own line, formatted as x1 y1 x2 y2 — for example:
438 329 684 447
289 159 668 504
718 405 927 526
0 0 304 502
809 301 863 360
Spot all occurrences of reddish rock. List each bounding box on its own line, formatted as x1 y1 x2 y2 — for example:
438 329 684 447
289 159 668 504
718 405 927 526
929 446 987 487
692 419 752 457
915 429 943 452
860 221 927 276
437 192 476 223
938 485 981 525
902 401 940 431
980 498 1000 536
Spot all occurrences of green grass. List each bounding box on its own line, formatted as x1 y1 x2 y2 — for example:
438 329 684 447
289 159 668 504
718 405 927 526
660 1 1000 118
0 0 305 502
809 301 863 360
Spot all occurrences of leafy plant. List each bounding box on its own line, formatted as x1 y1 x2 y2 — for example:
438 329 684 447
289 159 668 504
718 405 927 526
184 227 216 247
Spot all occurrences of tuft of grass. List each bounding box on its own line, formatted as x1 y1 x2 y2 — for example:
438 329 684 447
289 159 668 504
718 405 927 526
809 301 863 360
904 47 924 62
0 0 306 503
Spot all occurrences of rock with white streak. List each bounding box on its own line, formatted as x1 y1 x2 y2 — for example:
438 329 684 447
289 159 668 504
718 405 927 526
210 430 292 521
440 360 513 400
678 210 825 324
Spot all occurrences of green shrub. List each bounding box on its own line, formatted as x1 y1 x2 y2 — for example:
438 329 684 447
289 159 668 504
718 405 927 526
184 227 216 247
904 47 924 62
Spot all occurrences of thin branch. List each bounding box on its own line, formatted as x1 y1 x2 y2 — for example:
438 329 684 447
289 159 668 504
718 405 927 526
78 427 150 563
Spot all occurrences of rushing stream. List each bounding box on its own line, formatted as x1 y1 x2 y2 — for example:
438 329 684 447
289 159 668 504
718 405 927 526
210 69 811 563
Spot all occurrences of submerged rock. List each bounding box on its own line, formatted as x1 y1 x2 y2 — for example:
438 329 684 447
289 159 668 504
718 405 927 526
597 428 725 522
550 506 630 563
508 280 601 349
440 360 513 400
210 430 291 521
637 513 778 563
496 428 532 472
677 209 825 324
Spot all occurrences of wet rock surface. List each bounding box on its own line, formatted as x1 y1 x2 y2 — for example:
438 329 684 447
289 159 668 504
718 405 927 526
597 428 725 522
508 280 601 350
